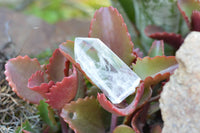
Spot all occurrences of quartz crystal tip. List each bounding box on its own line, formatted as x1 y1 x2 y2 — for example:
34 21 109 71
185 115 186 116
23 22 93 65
74 37 141 104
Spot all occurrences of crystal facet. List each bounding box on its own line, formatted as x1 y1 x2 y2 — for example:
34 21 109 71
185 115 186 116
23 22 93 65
74 37 141 104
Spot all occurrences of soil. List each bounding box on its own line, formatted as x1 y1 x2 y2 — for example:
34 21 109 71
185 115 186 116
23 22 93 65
0 42 42 133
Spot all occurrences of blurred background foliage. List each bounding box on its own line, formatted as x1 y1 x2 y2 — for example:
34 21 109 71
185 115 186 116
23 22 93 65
0 0 188 55
0 0 111 23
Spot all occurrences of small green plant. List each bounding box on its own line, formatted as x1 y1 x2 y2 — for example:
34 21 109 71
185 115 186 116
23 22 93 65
4 0 200 132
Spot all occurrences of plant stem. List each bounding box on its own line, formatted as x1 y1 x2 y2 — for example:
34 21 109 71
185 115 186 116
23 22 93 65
58 110 68 133
110 114 118 133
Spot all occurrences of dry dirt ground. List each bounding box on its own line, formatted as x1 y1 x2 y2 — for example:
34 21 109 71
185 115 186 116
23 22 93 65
0 49 42 132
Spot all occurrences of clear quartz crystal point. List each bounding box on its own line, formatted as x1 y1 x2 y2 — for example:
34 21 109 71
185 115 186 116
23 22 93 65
74 37 141 104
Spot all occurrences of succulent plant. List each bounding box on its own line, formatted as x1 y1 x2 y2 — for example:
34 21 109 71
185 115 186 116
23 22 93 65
4 0 200 132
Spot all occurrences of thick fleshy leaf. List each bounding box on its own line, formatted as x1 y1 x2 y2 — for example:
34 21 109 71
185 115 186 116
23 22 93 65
89 6 135 65
37 100 58 132
132 56 177 80
123 86 152 125
46 49 67 82
148 102 160 116
74 70 86 100
144 25 165 35
59 40 74 58
97 82 145 116
61 96 110 133
191 11 200 31
28 71 46 87
5 56 44 104
59 41 85 74
59 41 98 86
131 104 150 133
110 0 141 52
143 73 170 90
113 125 135 133
45 66 78 109
145 25 184 49
28 71 55 97
64 60 70 76
177 0 200 28
148 40 164 57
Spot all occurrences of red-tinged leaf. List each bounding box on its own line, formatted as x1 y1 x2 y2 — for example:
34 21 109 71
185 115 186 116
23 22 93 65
97 82 146 116
148 40 164 57
191 10 200 31
113 125 135 133
28 71 46 87
28 71 55 97
177 0 200 28
5 56 44 104
59 41 84 73
45 66 78 109
123 86 152 125
89 6 135 65
143 73 170 88
144 25 165 35
60 96 110 133
145 25 184 49
131 104 150 133
37 100 58 132
46 49 67 82
64 60 70 76
132 56 178 80
59 41 96 85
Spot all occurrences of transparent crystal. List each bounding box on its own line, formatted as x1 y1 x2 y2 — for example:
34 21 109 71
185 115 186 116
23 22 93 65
74 37 141 104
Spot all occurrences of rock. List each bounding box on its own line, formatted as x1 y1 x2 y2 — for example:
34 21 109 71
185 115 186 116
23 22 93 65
55 19 90 42
74 38 141 104
0 8 90 56
0 8 56 56
160 31 200 133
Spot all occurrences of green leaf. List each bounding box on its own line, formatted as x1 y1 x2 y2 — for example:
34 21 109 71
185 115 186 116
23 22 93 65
148 40 164 57
132 0 182 52
115 0 135 24
60 96 111 133
74 71 86 100
37 100 58 132
113 125 135 133
87 86 101 97
178 0 200 22
148 102 160 116
133 56 177 80
16 121 36 133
